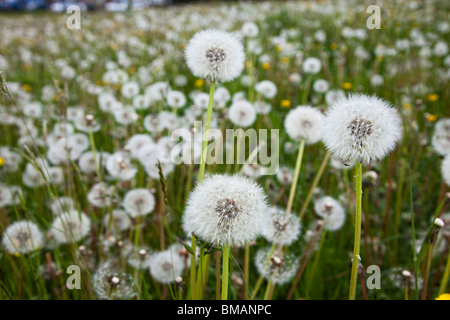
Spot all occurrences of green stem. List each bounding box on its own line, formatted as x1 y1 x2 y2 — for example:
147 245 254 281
198 81 216 183
286 139 305 214
421 243 434 300
301 74 313 105
244 243 250 299
194 247 206 300
439 246 450 295
299 150 330 220
393 159 406 265
263 281 272 300
349 161 362 300
221 245 230 300
189 235 197 299
88 130 102 182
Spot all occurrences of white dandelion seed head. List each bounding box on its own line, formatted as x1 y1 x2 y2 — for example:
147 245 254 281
302 57 322 74
0 184 13 207
255 80 277 99
442 155 450 188
260 206 301 246
241 21 259 38
113 106 139 125
323 94 403 165
78 151 110 175
276 166 294 185
314 196 346 231
214 86 231 107
50 210 91 244
106 152 137 181
87 182 114 208
193 92 211 109
132 94 152 110
253 101 272 115
125 134 154 159
284 105 325 144
2 220 44 255
104 209 131 233
432 118 450 156
122 188 155 218
312 79 329 93
92 260 136 300
166 90 186 109
228 100 256 127
185 29 245 83
183 174 267 247
50 196 76 216
145 82 168 102
254 247 299 285
148 248 185 284
23 102 42 119
121 81 140 99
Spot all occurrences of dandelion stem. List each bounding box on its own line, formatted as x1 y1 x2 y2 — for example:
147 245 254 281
221 244 230 300
349 161 362 300
299 150 330 220
439 246 450 295
301 74 312 105
421 243 434 300
286 139 305 214
189 235 197 299
198 81 216 183
244 243 250 299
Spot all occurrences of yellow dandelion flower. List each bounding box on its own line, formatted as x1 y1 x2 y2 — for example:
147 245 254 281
330 43 338 50
427 94 439 102
262 62 270 69
275 45 281 52
245 61 253 69
281 100 291 108
22 84 31 92
342 82 352 90
403 103 412 110
281 57 289 64
194 79 204 88
436 293 450 300
0 157 4 166
427 114 438 122
128 67 136 75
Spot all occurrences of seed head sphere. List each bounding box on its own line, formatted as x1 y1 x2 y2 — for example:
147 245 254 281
323 94 402 165
185 29 245 83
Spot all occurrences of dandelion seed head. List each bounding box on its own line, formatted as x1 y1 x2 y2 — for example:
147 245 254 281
2 220 44 255
183 174 267 247
323 94 402 165
123 188 155 218
185 29 245 83
50 210 91 244
92 260 136 300
314 196 346 231
148 248 185 284
254 247 299 284
284 105 324 144
260 206 301 245
228 100 256 127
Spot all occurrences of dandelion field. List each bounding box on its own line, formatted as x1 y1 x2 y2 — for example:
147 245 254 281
0 0 450 302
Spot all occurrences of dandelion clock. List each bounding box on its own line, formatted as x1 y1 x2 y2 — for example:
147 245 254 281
322 93 402 300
